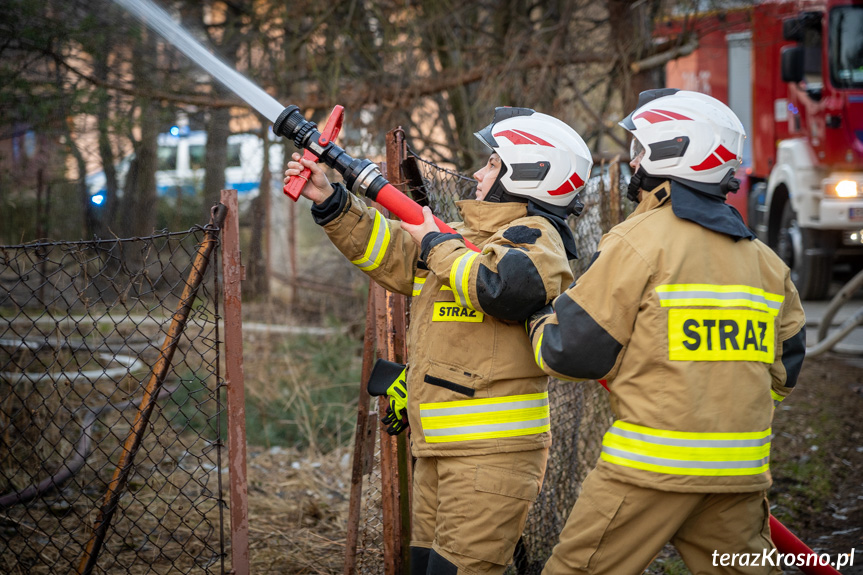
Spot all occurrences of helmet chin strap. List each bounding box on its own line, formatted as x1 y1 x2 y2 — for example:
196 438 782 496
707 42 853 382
483 163 511 203
628 166 742 204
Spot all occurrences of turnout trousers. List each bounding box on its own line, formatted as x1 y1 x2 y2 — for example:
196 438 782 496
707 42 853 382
542 465 782 575
410 448 548 575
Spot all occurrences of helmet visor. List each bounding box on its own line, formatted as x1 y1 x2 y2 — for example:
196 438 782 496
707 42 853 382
630 138 646 162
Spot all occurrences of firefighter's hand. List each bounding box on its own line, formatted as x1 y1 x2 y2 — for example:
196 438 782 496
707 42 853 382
284 153 332 204
381 377 408 436
401 206 440 246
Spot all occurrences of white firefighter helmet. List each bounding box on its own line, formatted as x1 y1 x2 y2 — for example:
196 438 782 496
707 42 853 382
619 89 745 189
474 108 593 209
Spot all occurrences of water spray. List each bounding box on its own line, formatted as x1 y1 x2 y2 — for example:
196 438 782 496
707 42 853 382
111 0 477 250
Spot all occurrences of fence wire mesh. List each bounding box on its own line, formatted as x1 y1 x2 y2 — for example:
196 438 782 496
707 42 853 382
0 223 227 574
354 146 626 574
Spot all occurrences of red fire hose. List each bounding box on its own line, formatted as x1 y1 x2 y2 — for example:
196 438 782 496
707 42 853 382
280 105 478 251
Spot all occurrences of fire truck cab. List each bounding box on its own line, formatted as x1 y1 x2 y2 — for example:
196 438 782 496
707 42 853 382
663 0 863 299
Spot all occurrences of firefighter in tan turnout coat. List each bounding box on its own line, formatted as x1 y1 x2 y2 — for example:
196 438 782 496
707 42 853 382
285 108 593 574
529 90 807 575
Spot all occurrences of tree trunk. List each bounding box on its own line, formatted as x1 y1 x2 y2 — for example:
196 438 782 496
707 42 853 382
246 122 271 298
607 0 665 117
122 27 159 238
94 29 119 236
202 3 242 211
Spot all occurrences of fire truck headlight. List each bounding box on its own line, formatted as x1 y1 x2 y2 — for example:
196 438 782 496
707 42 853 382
834 180 858 198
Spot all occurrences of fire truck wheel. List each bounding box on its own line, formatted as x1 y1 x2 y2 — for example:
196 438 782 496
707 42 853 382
776 201 832 301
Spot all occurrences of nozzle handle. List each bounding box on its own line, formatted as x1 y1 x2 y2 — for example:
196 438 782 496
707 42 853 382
283 105 344 200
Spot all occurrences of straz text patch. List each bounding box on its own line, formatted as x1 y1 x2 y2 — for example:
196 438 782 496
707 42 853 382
433 302 484 322
668 308 774 363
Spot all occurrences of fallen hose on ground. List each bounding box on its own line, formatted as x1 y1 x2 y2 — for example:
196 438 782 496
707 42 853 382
808 267 863 358
0 382 180 509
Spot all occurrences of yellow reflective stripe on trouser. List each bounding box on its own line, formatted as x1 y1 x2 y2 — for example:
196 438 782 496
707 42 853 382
656 284 784 316
420 392 550 443
771 389 785 407
600 421 771 476
412 276 426 297
450 252 480 310
351 210 390 271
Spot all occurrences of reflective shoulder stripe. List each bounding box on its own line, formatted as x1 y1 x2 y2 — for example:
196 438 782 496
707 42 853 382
412 275 426 297
449 252 480 310
420 392 550 443
350 210 391 271
655 284 784 316
601 421 772 477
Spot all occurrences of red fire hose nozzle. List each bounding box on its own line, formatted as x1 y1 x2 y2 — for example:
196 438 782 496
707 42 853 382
275 104 479 252
283 105 344 201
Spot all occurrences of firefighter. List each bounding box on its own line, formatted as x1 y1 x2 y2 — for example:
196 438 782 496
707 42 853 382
528 89 807 575
284 108 592 574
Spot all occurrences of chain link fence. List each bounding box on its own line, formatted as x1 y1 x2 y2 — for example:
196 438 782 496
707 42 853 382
349 145 630 574
0 219 228 574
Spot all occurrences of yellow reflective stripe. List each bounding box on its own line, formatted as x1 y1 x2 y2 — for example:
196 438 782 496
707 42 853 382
450 252 479 310
656 284 784 316
771 389 785 407
423 406 550 429
601 421 772 476
420 392 550 444
350 210 391 271
412 276 426 297
534 333 545 370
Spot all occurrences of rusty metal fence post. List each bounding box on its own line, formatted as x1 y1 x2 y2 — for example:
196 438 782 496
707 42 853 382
343 131 413 575
220 189 250 575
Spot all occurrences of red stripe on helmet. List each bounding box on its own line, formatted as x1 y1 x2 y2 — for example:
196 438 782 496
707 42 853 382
493 130 535 146
513 129 553 147
714 144 737 162
549 179 575 196
633 109 693 124
633 110 674 124
656 109 693 121
570 173 584 189
690 154 722 171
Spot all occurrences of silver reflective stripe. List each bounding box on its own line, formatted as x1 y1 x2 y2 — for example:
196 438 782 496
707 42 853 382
412 276 426 296
658 289 782 311
450 252 478 309
602 446 769 469
420 397 549 418
424 417 551 438
351 210 390 271
608 425 771 448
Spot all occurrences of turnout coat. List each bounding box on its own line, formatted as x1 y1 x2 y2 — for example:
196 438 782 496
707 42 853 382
313 183 573 458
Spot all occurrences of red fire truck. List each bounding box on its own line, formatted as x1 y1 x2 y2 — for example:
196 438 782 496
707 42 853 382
660 0 863 299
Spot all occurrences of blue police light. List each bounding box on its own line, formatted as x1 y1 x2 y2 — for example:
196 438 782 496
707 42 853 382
91 194 105 206
170 125 180 136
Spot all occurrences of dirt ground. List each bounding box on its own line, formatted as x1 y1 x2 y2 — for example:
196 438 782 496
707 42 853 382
769 352 863 574
242 351 863 574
